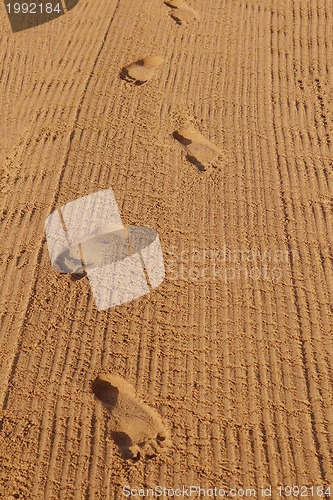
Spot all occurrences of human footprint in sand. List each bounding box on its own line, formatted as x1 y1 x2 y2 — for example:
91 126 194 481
92 373 171 460
174 121 222 171
121 56 164 86
164 0 200 24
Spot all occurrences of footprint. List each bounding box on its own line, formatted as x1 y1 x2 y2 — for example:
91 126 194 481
121 56 164 86
174 123 222 171
164 0 199 25
92 373 171 460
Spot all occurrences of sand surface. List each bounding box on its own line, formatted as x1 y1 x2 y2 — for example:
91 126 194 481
0 0 333 498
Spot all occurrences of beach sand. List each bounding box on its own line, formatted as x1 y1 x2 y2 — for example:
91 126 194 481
0 0 332 498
